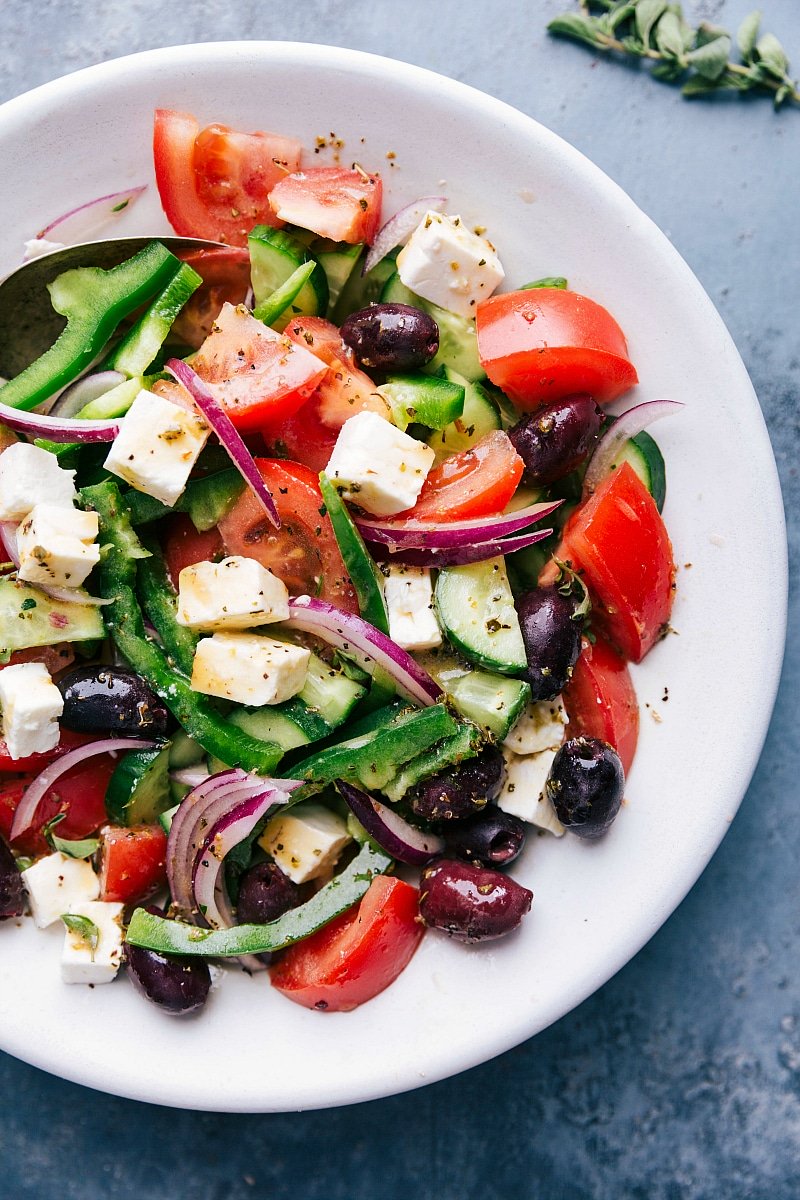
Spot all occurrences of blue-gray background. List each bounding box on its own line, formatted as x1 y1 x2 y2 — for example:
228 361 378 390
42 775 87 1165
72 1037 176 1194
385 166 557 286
1 2 797 1196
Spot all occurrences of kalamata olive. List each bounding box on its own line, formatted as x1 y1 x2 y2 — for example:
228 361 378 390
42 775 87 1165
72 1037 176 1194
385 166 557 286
419 858 532 941
340 303 439 371
0 836 24 919
236 861 301 924
508 395 603 485
444 807 526 867
410 745 505 822
126 908 211 1015
545 736 624 839
58 666 169 736
516 586 583 701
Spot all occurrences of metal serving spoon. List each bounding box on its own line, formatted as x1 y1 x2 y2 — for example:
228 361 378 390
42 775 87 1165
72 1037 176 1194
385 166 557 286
0 236 225 379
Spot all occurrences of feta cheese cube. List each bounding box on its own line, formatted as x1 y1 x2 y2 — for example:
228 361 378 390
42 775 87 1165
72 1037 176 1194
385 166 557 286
60 900 125 985
16 503 99 589
326 411 435 517
177 556 289 631
382 564 442 651
190 632 310 705
497 748 565 835
0 661 64 760
259 803 351 884
21 852 100 928
0 442 77 521
503 696 567 756
396 211 505 319
104 389 209 506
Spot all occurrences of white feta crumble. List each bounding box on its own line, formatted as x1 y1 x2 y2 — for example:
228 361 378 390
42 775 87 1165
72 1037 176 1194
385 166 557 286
190 632 310 706
325 410 435 517
498 748 565 835
0 661 64 760
503 696 567 756
396 211 504 319
103 389 209 506
0 442 77 521
176 556 290 632
381 564 442 651
259 803 352 884
16 503 99 589
60 900 125 985
21 852 100 929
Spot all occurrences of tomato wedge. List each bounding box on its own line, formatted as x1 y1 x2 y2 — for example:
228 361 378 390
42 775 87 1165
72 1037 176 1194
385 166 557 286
5 752 117 857
172 246 252 347
562 635 639 775
283 316 391 427
261 392 340 474
99 824 168 905
218 458 357 611
153 110 302 246
555 463 675 662
397 430 523 522
269 166 382 244
270 876 424 1011
476 289 638 409
0 727 95 776
162 514 225 591
191 303 328 431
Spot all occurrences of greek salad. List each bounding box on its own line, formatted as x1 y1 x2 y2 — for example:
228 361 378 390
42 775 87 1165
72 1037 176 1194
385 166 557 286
0 110 678 1015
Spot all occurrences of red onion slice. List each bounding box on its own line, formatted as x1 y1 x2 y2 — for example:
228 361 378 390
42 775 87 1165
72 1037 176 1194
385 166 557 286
337 781 444 865
37 185 147 243
49 370 126 420
583 400 684 499
166 359 280 529
362 196 447 276
369 525 554 567
0 400 120 443
285 596 441 707
355 498 562 550
10 737 159 842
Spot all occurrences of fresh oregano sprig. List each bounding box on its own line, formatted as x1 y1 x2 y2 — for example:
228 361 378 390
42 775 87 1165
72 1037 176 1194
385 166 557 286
548 3 799 108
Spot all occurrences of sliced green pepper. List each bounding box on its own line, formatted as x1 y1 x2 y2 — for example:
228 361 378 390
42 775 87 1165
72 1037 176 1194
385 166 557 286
136 536 198 676
106 262 202 377
319 472 389 635
0 243 181 412
253 260 317 327
83 480 284 775
125 841 393 958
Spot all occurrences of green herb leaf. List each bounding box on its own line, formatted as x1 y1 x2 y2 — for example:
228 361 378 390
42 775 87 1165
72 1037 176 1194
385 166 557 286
686 34 732 81
60 913 100 959
755 31 789 79
737 10 762 59
655 12 688 61
520 276 569 290
43 812 99 859
547 12 604 47
14 856 34 872
635 0 668 47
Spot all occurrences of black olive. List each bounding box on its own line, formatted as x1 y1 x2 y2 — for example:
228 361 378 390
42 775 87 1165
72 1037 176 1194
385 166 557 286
419 858 532 941
410 745 505 822
58 667 169 736
444 807 526 867
0 836 24 919
236 861 301 924
545 736 624 839
508 395 603 485
516 586 583 701
340 303 439 371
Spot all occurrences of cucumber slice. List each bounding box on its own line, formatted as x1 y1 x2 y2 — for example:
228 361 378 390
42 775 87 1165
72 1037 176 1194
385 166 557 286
333 250 397 323
159 803 180 834
312 240 363 311
381 722 481 803
380 373 465 431
426 368 501 458
616 431 666 513
227 704 326 753
298 652 367 726
435 558 526 675
168 730 205 770
106 744 172 826
319 473 389 634
446 671 531 740
254 261 317 327
248 226 328 332
380 272 485 381
0 578 105 660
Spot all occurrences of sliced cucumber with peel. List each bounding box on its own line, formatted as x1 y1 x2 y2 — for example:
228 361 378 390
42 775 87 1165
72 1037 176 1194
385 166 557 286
106 744 172 826
446 671 531 740
617 431 666 512
435 558 527 675
311 239 363 311
248 225 328 331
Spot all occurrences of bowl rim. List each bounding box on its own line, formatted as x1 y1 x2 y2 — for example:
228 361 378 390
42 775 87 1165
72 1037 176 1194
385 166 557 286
0 39 788 1112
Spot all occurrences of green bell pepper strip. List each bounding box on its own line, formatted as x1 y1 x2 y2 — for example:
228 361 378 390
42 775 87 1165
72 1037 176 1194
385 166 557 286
125 841 393 958
136 535 198 676
319 472 390 635
105 262 202 377
287 702 457 795
125 468 245 531
0 242 182 412
253 260 317 327
82 480 284 774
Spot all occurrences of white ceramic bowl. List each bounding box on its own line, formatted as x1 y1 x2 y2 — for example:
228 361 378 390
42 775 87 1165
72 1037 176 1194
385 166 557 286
0 42 786 1112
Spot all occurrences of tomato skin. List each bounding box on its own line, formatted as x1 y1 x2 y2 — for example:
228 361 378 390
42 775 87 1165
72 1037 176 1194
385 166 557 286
283 316 391 427
271 876 424 1012
0 644 75 679
562 635 639 775
172 246 252 348
218 458 357 611
99 824 168 905
6 753 117 857
191 303 328 431
556 463 675 662
476 289 638 409
0 777 30 845
398 430 523 522
261 392 340 474
162 514 224 591
269 166 383 245
153 110 302 246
